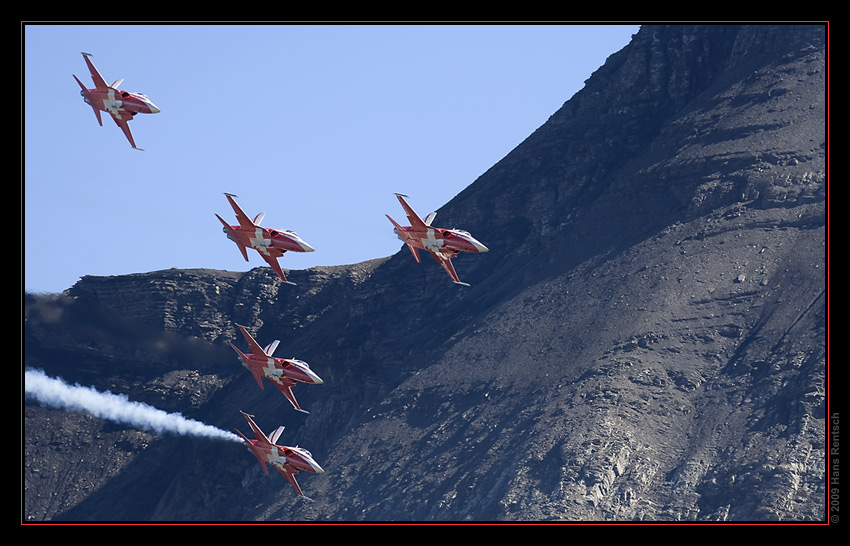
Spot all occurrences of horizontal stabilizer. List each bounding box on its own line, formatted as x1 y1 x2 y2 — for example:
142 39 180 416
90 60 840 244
407 243 421 263
216 214 250 261
386 214 405 232
72 73 88 92
91 105 104 126
228 342 247 360
235 428 251 444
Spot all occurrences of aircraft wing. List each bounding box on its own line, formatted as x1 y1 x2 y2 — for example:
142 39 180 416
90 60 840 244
259 253 296 286
276 383 309 414
224 193 258 229
430 250 469 286
110 115 139 149
81 53 109 91
236 324 269 357
274 463 306 498
394 193 430 231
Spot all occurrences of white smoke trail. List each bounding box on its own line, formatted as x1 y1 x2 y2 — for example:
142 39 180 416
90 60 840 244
24 368 241 443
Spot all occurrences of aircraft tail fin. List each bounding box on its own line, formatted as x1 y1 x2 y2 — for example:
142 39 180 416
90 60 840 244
269 425 285 444
264 339 280 356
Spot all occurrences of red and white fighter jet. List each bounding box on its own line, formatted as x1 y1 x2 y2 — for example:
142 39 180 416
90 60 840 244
229 324 323 413
235 411 324 498
215 193 314 285
72 52 160 150
386 193 489 286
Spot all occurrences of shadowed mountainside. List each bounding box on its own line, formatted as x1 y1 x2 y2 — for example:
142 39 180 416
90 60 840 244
24 24 826 522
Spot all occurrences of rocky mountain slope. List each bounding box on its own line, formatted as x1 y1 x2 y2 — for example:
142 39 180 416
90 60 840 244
23 24 827 521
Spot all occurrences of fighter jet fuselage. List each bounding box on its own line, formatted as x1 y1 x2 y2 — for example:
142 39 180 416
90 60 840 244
80 87 159 118
216 193 314 285
236 411 324 498
222 224 314 257
392 224 489 255
387 193 488 285
73 53 159 149
238 352 323 389
229 324 323 413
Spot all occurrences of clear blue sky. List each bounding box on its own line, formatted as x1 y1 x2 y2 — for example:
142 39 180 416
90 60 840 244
23 23 639 294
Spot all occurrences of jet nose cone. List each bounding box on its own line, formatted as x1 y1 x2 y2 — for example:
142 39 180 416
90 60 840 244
297 240 315 252
306 368 324 384
471 239 489 253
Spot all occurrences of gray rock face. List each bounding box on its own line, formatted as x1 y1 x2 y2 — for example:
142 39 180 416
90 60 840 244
24 24 826 521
